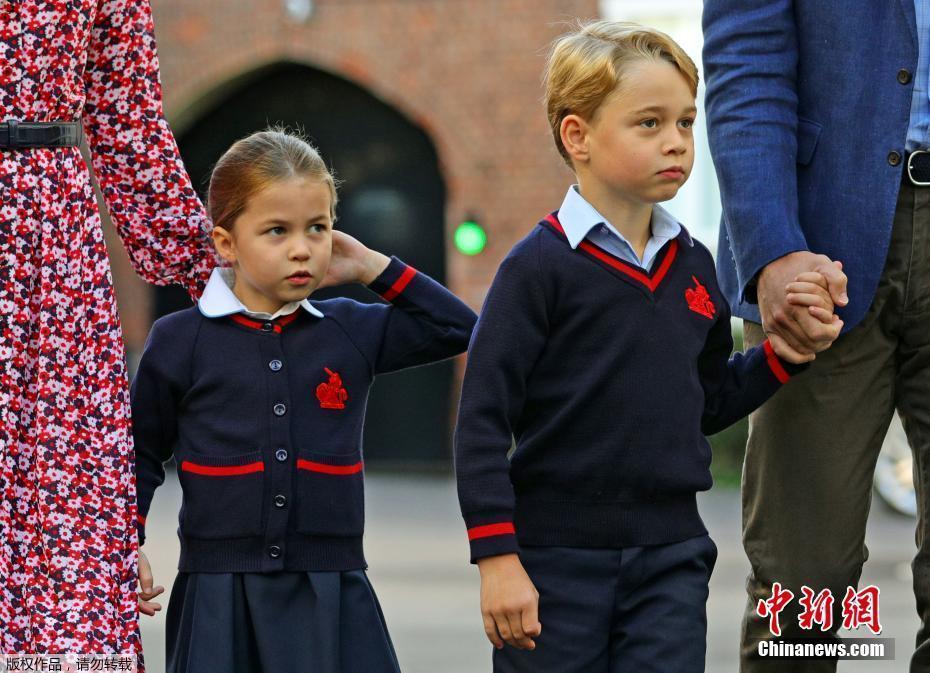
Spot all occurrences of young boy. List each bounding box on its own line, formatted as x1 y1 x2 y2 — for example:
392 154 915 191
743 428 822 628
453 21 845 673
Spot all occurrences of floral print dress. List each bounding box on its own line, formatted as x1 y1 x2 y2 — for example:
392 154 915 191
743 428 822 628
0 0 214 657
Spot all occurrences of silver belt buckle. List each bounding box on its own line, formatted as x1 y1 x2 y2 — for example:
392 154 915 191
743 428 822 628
907 149 930 186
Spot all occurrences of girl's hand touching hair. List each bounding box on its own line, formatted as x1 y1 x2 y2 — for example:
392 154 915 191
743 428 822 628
318 231 390 289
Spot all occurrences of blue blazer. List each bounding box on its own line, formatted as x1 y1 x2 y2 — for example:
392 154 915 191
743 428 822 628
703 1 918 330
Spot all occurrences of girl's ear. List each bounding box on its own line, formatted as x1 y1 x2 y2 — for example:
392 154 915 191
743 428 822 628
212 226 237 264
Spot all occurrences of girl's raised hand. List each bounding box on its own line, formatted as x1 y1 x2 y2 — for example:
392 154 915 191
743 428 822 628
317 231 390 289
138 549 165 617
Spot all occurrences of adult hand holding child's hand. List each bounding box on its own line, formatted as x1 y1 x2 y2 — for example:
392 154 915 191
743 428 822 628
758 252 848 364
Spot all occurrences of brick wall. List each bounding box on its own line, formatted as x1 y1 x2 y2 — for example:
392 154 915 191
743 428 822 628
109 0 599 356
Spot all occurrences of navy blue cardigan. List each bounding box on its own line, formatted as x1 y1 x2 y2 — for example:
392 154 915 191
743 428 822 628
454 215 807 562
132 257 476 572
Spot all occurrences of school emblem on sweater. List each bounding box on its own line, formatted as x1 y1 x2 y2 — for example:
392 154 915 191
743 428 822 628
685 275 716 319
316 368 348 409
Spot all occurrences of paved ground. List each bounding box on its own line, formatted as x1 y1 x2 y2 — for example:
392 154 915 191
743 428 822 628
139 473 919 672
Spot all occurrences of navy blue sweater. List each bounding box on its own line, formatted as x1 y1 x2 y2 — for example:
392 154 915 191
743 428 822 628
454 214 806 562
132 257 476 572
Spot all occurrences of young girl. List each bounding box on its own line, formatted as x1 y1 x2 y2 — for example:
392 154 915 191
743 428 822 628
130 128 477 673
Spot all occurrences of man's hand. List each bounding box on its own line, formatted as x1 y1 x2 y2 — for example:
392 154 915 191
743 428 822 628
758 252 847 361
138 549 165 617
477 553 541 650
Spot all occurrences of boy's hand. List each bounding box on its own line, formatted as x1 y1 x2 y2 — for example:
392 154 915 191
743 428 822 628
477 553 541 651
785 271 836 325
758 254 846 361
772 270 844 363
137 549 165 617
317 231 390 288
785 271 843 326
768 334 816 364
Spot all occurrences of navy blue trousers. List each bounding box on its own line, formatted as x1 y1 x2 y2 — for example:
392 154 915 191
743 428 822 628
494 534 717 673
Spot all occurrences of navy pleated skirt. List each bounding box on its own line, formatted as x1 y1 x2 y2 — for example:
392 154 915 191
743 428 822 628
166 570 401 673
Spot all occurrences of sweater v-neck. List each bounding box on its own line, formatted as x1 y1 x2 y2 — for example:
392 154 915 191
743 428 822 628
542 212 680 295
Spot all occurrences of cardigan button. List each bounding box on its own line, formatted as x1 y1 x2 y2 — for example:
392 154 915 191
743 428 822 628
269 359 283 371
273 494 287 508
268 545 282 558
275 448 288 462
888 151 902 166
898 68 912 85
273 403 287 416
262 322 274 332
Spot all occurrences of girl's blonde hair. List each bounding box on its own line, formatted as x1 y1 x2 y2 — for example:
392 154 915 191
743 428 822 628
207 127 338 231
544 20 699 165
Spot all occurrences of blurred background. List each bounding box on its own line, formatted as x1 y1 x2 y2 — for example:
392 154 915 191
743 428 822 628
94 0 919 670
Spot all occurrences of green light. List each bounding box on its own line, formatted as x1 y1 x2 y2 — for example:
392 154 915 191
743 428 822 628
454 220 487 256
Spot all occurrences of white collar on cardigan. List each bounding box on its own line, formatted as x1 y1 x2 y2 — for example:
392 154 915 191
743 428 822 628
557 184 682 251
198 267 324 320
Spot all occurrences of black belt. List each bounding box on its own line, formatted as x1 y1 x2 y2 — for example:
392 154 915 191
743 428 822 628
906 150 930 186
0 121 82 149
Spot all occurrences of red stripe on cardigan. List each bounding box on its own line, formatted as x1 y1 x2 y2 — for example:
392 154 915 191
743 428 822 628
762 339 791 384
297 459 364 475
381 266 418 301
230 314 265 330
180 461 265 476
230 312 299 333
467 522 516 541
277 312 299 327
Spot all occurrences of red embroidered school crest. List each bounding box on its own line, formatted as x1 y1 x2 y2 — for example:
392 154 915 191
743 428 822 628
316 368 349 409
685 275 716 319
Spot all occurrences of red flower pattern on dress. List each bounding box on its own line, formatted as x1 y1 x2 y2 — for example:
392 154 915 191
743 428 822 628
0 0 215 662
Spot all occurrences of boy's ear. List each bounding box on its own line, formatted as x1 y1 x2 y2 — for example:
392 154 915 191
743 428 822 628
560 114 589 164
211 226 237 264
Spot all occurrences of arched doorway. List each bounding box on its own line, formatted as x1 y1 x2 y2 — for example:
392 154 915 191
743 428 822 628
160 62 450 467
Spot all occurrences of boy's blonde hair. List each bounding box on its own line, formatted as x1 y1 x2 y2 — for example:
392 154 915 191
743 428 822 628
544 20 699 165
208 126 338 232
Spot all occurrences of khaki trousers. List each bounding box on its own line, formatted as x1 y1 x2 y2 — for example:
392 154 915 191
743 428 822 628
741 178 930 672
